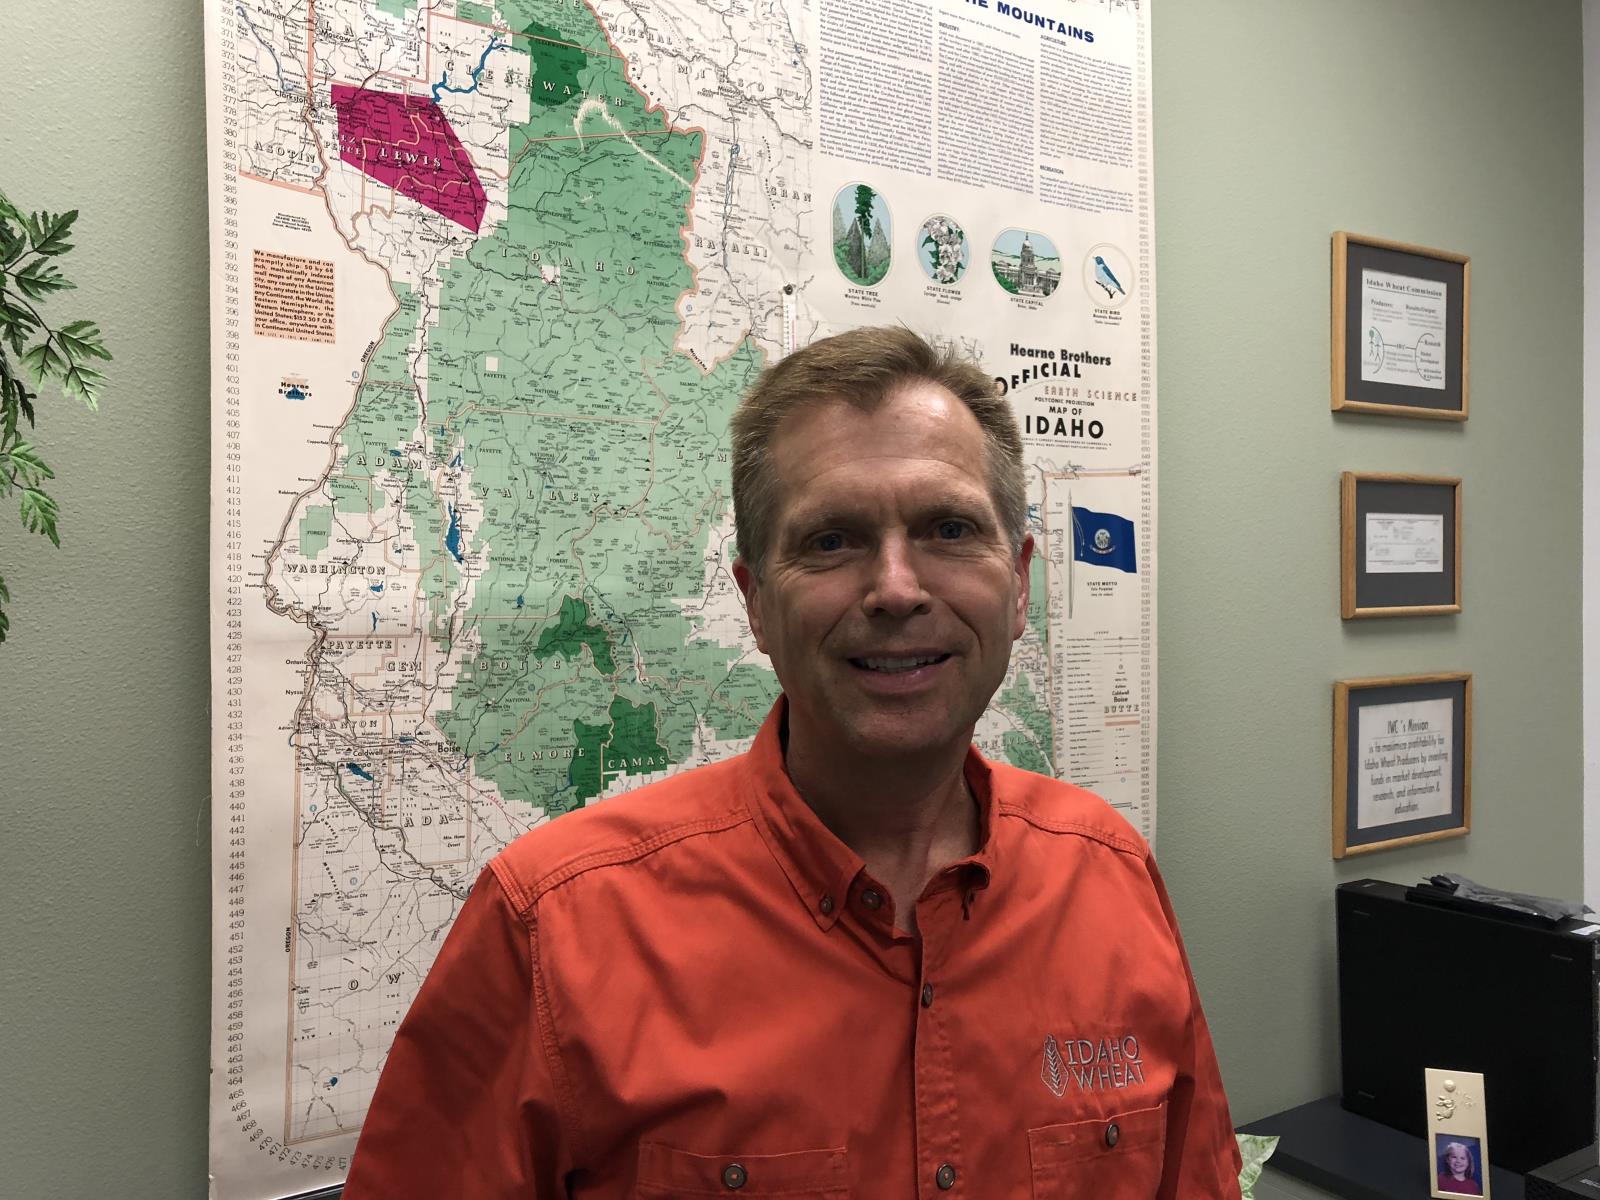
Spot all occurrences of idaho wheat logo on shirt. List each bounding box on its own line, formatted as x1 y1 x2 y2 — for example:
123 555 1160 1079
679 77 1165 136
1041 1032 1146 1096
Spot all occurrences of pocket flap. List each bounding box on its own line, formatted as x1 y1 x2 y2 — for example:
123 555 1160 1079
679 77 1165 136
1029 1102 1167 1168
636 1142 850 1196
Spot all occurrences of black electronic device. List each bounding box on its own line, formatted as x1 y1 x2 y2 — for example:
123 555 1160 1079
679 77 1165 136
1336 878 1600 1173
1527 1145 1600 1200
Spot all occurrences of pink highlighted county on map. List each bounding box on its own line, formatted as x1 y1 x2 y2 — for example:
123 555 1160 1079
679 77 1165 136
331 84 487 233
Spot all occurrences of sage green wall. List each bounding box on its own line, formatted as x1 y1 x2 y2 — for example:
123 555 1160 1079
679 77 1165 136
1154 0 1584 1125
0 0 1581 1194
0 5 212 1198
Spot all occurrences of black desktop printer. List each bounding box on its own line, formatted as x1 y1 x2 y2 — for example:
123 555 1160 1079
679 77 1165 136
1527 1144 1600 1199
1337 879 1600 1174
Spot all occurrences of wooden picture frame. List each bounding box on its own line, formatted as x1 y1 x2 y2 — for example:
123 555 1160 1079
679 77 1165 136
1340 472 1462 618
1332 232 1470 420
1333 673 1472 859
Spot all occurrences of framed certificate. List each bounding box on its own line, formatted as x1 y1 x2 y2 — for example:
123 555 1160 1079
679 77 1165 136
1332 232 1469 420
1341 472 1462 618
1333 673 1471 859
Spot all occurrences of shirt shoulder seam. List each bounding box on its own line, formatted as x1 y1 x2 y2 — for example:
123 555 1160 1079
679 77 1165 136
497 806 754 916
996 799 1148 858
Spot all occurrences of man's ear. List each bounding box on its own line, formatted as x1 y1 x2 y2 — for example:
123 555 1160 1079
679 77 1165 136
1011 534 1034 641
733 558 767 653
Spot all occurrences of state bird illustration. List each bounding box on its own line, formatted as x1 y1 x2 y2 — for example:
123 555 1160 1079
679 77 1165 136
1093 255 1126 300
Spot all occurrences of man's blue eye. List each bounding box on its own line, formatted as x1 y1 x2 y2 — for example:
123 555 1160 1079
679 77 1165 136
815 532 845 552
936 520 968 539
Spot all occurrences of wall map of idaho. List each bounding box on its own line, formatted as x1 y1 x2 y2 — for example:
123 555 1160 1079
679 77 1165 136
206 1 1156 1196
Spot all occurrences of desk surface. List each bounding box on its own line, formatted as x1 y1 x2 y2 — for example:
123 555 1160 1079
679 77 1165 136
1239 1096 1523 1200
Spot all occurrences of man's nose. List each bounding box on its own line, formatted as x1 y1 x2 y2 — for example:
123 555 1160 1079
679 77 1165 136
861 535 931 618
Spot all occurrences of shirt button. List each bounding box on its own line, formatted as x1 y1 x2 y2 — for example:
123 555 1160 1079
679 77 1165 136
819 895 834 915
722 1162 747 1189
936 1162 957 1189
1104 1122 1120 1148
861 889 884 910
921 983 935 1008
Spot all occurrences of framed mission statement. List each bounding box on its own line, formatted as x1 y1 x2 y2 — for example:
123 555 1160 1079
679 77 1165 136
1333 673 1472 859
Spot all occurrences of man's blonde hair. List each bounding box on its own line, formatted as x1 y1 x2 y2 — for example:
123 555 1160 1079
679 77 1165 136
730 326 1027 572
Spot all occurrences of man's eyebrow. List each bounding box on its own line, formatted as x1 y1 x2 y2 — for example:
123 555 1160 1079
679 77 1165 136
906 489 997 521
783 491 996 534
781 503 861 535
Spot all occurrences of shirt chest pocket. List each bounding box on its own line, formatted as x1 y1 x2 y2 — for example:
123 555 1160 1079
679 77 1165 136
635 1143 850 1198
1028 1102 1166 1200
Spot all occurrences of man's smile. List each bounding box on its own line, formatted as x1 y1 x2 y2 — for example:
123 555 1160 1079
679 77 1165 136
848 653 952 674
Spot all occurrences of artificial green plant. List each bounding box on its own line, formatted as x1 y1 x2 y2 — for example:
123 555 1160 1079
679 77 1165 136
0 189 111 642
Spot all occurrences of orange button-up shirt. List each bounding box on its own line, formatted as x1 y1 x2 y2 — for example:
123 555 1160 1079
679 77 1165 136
344 700 1241 1198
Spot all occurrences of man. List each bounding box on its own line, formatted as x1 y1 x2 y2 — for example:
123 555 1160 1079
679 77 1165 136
344 327 1240 1197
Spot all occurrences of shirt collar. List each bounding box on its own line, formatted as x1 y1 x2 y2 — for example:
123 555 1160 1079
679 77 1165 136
741 697 997 931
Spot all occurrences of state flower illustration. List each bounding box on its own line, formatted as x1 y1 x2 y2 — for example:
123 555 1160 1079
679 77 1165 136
921 215 968 284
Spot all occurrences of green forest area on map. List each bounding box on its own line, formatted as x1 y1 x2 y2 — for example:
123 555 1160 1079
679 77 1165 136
315 0 779 816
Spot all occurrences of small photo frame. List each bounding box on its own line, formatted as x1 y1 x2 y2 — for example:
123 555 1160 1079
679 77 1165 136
1341 472 1462 618
1426 1067 1490 1198
1332 232 1469 420
1434 1133 1487 1197
1333 673 1471 859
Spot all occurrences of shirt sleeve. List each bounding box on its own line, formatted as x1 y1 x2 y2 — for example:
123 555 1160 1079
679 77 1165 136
1146 853 1244 1200
342 866 573 1199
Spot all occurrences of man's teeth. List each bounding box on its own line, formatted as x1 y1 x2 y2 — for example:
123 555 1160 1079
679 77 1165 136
858 655 943 673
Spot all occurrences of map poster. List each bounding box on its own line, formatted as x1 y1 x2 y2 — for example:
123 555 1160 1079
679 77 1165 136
204 1 1156 1196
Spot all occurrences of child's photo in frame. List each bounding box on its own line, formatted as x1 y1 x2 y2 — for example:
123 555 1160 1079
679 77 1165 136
1435 1134 1485 1196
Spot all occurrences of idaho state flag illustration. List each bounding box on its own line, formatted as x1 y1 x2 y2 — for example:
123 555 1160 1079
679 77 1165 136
1071 506 1137 573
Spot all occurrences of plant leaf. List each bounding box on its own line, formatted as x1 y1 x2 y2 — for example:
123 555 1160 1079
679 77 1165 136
20 338 67 382
26 209 77 257
19 486 60 545
14 258 72 299
0 295 40 334
1 366 36 428
2 441 54 485
60 360 106 409
0 569 9 602
57 320 110 361
0 221 24 267
0 346 16 408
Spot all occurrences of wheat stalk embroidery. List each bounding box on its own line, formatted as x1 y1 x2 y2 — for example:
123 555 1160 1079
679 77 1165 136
1041 1034 1066 1097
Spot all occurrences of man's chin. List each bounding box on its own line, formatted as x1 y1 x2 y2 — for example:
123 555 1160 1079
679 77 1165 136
825 706 974 762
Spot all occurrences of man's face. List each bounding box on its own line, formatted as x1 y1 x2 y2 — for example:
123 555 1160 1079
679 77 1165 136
734 380 1033 761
